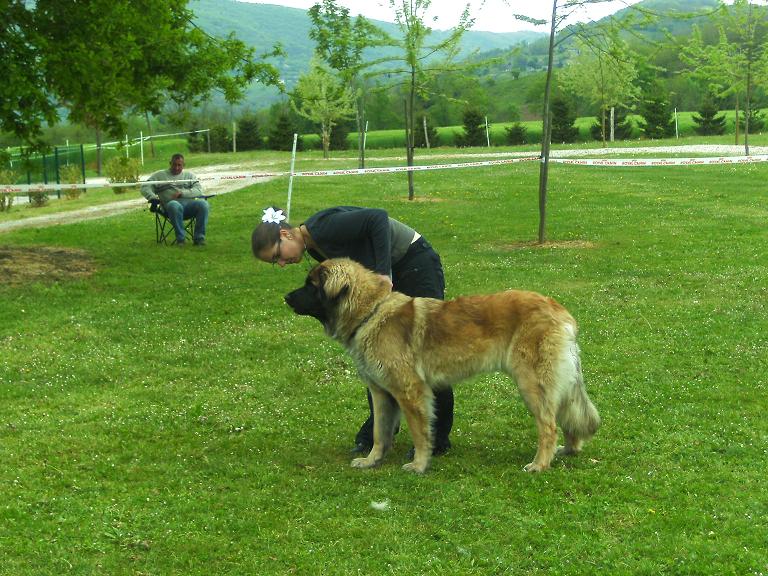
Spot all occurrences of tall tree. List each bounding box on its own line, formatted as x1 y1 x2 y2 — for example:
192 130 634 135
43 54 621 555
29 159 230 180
0 1 57 148
2 0 282 160
516 0 652 243
559 35 639 145
680 1 768 154
291 59 356 159
379 0 473 200
309 0 387 168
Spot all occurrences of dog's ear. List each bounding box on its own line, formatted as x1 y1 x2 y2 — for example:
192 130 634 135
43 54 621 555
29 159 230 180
330 284 349 302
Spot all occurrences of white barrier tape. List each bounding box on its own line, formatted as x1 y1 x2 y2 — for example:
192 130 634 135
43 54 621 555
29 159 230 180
548 154 768 167
4 153 765 194
0 178 201 194
291 156 540 177
0 157 538 193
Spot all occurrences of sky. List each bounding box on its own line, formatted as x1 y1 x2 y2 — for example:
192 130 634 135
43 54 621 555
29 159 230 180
238 0 645 34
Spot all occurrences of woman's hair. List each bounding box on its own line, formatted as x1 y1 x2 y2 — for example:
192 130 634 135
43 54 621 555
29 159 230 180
252 206 292 257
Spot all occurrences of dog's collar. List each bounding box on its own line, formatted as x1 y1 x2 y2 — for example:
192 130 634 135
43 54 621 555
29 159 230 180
346 301 384 344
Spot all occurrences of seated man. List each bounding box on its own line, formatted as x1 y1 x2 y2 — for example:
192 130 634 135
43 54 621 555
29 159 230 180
141 153 209 246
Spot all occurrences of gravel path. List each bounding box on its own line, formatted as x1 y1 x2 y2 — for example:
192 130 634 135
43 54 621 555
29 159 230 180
1 144 762 234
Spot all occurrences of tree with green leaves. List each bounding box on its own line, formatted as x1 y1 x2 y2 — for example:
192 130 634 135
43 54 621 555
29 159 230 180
559 35 639 145
680 0 768 154
291 59 356 159
0 1 56 148
516 0 653 243
1 0 282 165
378 0 473 199
309 0 387 167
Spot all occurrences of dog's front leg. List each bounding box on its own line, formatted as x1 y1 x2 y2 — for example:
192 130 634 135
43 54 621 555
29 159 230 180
397 383 434 474
351 383 399 469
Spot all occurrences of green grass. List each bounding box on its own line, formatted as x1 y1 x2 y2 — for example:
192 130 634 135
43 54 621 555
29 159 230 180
1 145 767 575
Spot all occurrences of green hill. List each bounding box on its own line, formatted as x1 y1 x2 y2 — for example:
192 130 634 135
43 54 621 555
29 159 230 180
189 0 545 108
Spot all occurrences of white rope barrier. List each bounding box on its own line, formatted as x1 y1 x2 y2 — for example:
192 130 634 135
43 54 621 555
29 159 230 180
3 153 768 195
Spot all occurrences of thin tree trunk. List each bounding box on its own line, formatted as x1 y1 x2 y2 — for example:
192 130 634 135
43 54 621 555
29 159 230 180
407 75 416 200
144 111 155 159
95 128 102 177
538 0 558 244
357 108 365 169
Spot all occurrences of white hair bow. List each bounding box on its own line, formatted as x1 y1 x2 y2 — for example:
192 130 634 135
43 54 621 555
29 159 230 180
262 207 286 224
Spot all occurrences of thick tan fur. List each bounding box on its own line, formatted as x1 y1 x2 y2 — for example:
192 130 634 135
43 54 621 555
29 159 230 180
300 258 600 474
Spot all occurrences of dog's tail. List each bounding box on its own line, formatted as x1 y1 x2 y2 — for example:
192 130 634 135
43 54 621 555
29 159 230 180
556 325 600 450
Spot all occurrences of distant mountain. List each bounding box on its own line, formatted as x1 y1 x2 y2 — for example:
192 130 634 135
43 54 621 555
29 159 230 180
189 0 545 108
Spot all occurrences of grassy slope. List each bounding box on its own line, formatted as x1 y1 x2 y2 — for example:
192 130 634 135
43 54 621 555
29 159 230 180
1 146 767 574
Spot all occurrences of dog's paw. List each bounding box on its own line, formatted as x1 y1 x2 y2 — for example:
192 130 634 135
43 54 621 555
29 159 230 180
351 457 379 469
556 444 578 456
523 461 548 473
402 461 428 474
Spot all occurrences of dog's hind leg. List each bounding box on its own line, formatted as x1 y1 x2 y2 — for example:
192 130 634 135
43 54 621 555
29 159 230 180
351 383 399 469
513 365 559 473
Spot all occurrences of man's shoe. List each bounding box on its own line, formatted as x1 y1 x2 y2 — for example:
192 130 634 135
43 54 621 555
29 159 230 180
176 241 186 247
350 442 371 455
193 239 206 246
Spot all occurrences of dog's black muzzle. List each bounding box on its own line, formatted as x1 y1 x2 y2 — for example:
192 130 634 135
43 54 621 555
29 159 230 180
285 283 328 324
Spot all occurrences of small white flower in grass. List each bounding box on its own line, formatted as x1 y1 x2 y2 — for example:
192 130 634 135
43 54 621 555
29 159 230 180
370 499 390 511
262 207 286 224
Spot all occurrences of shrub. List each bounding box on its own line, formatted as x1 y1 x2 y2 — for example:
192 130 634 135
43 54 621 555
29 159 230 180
737 106 766 133
692 97 727 136
638 81 675 139
504 122 528 145
106 156 140 194
454 108 487 147
29 190 49 207
414 116 439 148
209 125 231 153
0 169 17 212
550 95 579 143
267 112 304 151
236 116 264 151
187 129 208 153
591 107 635 141
60 164 84 200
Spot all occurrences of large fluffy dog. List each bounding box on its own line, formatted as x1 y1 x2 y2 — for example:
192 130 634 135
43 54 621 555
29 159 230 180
285 258 600 474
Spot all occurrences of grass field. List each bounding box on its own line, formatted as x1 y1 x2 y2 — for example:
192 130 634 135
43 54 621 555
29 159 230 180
1 145 767 575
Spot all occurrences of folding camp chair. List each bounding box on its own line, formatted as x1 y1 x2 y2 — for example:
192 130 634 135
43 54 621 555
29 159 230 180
148 196 213 245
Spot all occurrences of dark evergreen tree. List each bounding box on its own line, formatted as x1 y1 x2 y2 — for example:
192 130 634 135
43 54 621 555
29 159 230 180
455 108 486 147
327 118 352 150
414 115 439 148
187 126 207 153
209 125 231 153
550 95 579 143
267 112 304 151
504 122 528 145
590 107 634 141
236 115 263 150
638 82 675 139
692 97 726 136
737 102 766 133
